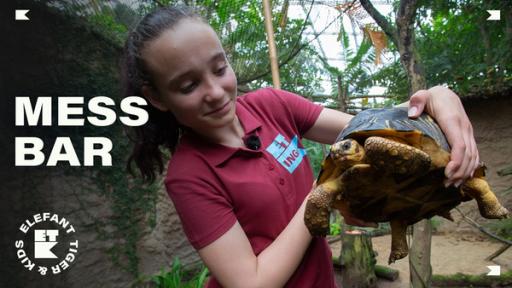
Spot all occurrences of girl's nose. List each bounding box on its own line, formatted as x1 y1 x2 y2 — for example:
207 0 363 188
203 76 224 102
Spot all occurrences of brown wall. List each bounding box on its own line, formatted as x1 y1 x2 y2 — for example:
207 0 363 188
137 188 199 276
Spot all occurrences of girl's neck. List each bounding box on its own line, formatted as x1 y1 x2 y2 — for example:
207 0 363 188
193 116 245 148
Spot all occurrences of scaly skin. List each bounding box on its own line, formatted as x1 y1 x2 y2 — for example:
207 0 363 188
389 219 409 264
462 177 509 219
364 136 431 176
304 178 341 236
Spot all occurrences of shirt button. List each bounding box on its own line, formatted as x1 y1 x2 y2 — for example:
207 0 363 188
279 178 285 185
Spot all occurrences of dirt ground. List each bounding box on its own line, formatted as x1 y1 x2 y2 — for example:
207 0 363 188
330 233 512 287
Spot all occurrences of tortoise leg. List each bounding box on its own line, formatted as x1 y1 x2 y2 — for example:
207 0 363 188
388 219 409 264
461 177 509 219
305 177 342 236
364 136 431 177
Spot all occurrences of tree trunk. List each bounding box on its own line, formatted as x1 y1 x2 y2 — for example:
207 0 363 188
337 75 347 112
340 231 378 288
395 0 426 93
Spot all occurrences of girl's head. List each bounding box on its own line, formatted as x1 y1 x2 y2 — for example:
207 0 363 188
121 6 237 182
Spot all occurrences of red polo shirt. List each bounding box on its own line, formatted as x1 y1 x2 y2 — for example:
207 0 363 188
165 88 336 288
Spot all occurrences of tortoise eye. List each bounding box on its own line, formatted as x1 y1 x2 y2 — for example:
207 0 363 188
342 141 351 151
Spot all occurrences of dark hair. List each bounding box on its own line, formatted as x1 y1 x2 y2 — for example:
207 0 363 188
121 6 202 183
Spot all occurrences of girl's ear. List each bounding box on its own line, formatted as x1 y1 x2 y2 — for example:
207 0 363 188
142 85 168 112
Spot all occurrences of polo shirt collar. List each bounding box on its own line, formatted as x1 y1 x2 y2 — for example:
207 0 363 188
181 100 262 166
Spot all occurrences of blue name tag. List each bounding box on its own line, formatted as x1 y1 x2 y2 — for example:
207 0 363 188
266 134 307 173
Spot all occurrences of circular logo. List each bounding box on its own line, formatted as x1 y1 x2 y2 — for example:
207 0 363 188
14 212 79 276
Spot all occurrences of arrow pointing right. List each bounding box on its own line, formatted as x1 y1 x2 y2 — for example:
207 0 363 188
487 265 501 276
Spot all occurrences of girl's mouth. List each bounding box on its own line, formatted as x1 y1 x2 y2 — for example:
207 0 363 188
205 101 230 116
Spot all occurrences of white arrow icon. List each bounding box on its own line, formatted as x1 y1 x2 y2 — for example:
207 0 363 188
15 9 30 21
487 10 500 21
487 265 501 276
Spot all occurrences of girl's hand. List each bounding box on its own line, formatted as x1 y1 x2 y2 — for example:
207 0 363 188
407 86 479 187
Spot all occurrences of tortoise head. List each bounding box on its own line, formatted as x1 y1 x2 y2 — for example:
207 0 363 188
330 139 365 167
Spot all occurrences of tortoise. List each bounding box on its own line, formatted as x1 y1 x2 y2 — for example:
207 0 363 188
304 107 509 264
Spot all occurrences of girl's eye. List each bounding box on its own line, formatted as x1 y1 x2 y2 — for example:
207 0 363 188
180 82 197 94
215 65 227 76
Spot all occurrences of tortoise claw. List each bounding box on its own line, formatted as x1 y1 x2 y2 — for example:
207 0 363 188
388 250 408 264
482 206 509 219
389 219 409 264
462 178 510 219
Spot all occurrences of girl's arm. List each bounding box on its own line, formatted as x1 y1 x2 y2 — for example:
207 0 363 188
197 196 311 288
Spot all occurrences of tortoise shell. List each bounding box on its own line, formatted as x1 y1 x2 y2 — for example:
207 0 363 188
338 107 449 151
318 107 463 225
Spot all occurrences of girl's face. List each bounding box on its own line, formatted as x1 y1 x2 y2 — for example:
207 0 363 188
142 19 238 134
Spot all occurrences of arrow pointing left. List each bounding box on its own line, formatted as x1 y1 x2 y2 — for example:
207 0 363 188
15 9 30 21
487 10 500 21
487 265 501 276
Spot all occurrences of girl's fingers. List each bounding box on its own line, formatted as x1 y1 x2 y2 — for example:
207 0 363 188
408 90 430 118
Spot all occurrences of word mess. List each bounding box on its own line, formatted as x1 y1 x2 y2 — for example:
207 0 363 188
15 96 149 166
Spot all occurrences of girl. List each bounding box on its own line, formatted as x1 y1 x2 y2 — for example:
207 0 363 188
122 6 479 288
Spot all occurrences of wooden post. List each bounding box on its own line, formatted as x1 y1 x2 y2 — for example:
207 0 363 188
262 0 281 89
340 230 378 288
409 220 432 287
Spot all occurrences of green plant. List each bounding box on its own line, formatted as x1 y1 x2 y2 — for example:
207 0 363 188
431 270 512 287
330 212 342 236
148 258 209 288
430 216 443 233
487 218 512 242
87 12 128 45
94 131 160 276
302 139 327 178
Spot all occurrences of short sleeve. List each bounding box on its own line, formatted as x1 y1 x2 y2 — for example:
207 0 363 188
267 88 323 136
165 172 236 250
